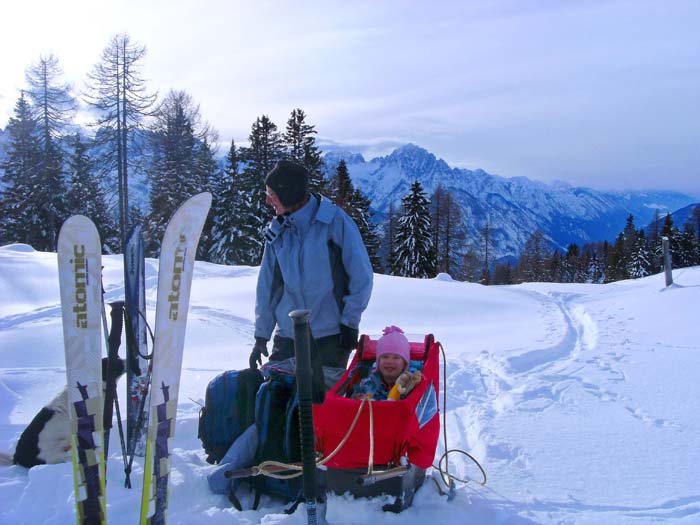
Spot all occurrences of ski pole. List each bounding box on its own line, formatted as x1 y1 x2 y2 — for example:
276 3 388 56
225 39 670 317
124 356 153 488
103 301 130 478
99 295 114 457
290 310 326 525
123 304 155 488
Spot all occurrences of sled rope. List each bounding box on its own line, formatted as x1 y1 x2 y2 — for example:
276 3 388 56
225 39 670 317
250 396 376 479
433 342 487 487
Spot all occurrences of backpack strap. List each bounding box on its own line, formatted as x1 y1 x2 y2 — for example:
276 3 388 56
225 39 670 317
284 386 300 462
238 368 263 428
227 487 243 511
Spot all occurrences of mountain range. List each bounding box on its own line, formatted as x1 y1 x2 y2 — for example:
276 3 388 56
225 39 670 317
323 144 698 262
1 124 696 263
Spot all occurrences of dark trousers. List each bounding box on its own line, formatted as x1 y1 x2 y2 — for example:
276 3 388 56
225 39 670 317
269 334 350 368
268 334 351 391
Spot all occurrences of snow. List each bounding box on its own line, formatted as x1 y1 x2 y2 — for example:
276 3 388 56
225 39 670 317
1 244 699 524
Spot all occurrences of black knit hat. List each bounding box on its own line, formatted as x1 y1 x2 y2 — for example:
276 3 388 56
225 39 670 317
264 160 309 207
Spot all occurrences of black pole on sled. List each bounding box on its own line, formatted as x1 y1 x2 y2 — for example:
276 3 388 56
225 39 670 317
290 310 327 525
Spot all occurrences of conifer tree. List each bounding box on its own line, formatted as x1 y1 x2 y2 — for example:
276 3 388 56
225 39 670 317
645 209 661 273
622 214 637 260
284 108 325 193
0 93 43 247
515 230 549 283
659 213 686 268
348 189 382 271
394 181 435 278
628 229 651 278
209 140 247 265
661 213 674 238
460 247 481 282
383 200 400 275
559 244 580 283
689 205 700 265
330 159 353 209
236 115 285 265
606 214 639 281
128 205 145 231
431 185 466 277
24 54 76 249
85 33 157 251
25 54 76 146
146 90 213 255
549 249 563 283
194 136 218 259
65 133 117 251
431 185 445 267
585 249 606 284
609 232 627 281
480 219 492 284
677 223 697 268
574 248 588 283
492 262 513 284
549 244 578 283
650 212 671 274
328 160 381 271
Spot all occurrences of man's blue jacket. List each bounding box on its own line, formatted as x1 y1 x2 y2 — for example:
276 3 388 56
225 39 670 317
255 195 373 341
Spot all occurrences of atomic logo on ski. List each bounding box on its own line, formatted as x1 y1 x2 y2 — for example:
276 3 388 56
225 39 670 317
71 244 89 328
167 235 187 321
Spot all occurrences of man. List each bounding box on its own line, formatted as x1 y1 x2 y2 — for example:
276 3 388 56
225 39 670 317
250 159 373 391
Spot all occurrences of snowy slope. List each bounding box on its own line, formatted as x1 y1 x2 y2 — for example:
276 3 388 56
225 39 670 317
1 243 699 524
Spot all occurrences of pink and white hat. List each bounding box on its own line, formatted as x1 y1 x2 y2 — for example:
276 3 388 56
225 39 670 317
376 326 410 365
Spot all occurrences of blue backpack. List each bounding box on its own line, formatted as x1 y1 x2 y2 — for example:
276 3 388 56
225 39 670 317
207 365 307 511
198 368 264 464
218 368 304 511
247 369 303 509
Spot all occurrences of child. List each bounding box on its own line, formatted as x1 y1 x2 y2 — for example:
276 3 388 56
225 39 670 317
352 326 422 401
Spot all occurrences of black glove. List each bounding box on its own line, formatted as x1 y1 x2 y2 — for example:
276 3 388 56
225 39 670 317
249 337 269 369
339 324 359 351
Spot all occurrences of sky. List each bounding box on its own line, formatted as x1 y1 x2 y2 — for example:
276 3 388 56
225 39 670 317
1 0 699 195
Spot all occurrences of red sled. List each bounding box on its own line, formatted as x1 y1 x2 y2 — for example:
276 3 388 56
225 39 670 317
313 333 441 511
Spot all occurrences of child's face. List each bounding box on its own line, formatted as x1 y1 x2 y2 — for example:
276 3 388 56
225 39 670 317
377 353 406 383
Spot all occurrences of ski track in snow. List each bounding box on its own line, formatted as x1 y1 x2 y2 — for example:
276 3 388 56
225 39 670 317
442 286 700 524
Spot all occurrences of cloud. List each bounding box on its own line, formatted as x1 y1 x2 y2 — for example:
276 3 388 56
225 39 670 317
1 0 698 195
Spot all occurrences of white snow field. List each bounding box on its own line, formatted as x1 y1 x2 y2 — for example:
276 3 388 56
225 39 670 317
0 243 698 525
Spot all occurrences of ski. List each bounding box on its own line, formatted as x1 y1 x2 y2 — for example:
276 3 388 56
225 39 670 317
125 224 149 457
140 192 212 525
58 215 107 525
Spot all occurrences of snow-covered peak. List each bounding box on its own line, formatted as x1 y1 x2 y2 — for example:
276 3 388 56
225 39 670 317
381 143 451 176
321 143 697 261
322 150 366 166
